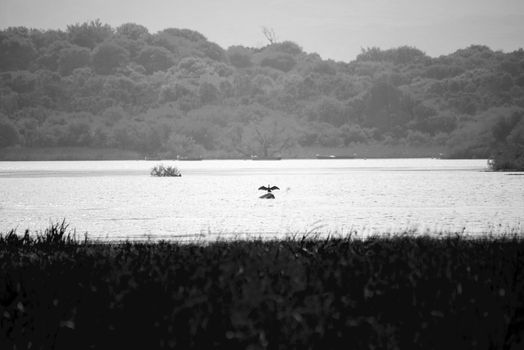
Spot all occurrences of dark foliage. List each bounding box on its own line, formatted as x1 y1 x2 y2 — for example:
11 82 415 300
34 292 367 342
1 225 524 349
0 117 20 147
489 144 524 171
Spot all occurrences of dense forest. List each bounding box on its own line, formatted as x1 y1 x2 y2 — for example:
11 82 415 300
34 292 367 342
0 20 523 163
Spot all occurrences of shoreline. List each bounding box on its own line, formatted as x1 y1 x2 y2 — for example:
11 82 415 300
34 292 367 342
0 144 447 161
3 224 524 244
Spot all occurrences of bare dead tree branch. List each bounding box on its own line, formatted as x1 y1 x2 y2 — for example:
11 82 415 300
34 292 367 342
261 26 278 45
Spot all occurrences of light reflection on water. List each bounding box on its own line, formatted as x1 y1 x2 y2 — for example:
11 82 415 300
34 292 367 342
0 159 522 241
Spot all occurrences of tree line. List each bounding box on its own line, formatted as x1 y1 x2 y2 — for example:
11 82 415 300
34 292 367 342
0 20 523 163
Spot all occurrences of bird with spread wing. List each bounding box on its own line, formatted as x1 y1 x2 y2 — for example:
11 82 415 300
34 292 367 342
258 184 279 199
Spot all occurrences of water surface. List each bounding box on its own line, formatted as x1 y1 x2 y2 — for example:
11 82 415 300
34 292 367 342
0 159 522 240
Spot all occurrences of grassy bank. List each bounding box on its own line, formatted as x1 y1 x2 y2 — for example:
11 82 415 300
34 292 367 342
1 225 523 349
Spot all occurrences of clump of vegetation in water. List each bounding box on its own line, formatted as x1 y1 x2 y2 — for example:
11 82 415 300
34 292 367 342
488 144 524 171
150 164 182 177
1 225 524 349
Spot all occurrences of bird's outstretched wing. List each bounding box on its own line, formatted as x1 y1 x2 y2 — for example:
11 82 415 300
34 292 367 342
270 186 280 191
258 186 269 191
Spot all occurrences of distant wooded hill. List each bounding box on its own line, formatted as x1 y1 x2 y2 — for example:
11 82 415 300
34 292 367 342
0 20 523 160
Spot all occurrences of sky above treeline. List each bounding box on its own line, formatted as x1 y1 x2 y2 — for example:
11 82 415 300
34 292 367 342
1 0 523 62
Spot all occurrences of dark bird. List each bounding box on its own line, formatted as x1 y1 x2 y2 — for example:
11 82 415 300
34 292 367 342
258 185 280 192
258 184 279 199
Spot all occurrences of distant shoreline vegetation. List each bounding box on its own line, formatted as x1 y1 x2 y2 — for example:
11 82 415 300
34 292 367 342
1 223 523 349
0 144 448 161
0 21 523 169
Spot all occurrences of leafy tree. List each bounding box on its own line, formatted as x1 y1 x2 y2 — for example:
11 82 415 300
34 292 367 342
111 120 162 154
152 28 207 58
178 116 219 150
36 69 68 108
489 143 524 170
198 41 226 62
199 82 220 104
269 41 303 55
0 116 20 147
163 133 204 158
0 92 19 114
158 81 197 104
450 45 495 70
356 47 383 62
0 29 37 70
488 112 524 170
101 105 126 125
424 64 465 80
15 116 39 146
37 40 72 71
177 57 210 76
410 113 457 135
507 116 524 146
13 107 50 123
364 81 412 132
259 53 296 72
339 124 369 145
161 28 206 42
412 104 437 120
498 73 514 91
315 122 344 147
491 110 523 144
391 46 428 64
110 36 147 61
101 76 139 105
63 118 93 146
250 74 275 96
92 42 129 74
4 71 37 93
309 96 347 127
312 60 338 75
67 20 113 49
357 46 428 65
405 130 431 146
233 115 298 157
115 23 150 40
29 29 67 51
58 46 91 75
298 121 344 147
227 46 253 68
137 46 174 73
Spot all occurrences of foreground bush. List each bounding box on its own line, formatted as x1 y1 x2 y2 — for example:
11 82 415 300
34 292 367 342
1 227 524 349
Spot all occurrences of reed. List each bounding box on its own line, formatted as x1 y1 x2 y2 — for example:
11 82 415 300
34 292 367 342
1 225 523 349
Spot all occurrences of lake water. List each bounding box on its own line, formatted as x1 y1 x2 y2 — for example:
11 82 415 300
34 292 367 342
0 159 522 241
